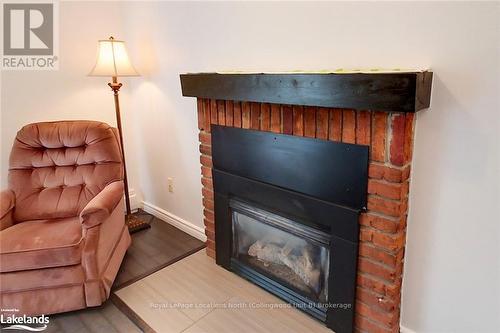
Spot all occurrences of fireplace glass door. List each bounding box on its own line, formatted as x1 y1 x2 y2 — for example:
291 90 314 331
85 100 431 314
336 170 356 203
231 200 330 304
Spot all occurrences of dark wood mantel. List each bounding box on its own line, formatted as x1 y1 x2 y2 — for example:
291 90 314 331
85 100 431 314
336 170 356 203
180 71 432 113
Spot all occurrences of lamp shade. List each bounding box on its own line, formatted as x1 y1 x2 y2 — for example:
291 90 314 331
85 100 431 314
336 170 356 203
89 37 139 77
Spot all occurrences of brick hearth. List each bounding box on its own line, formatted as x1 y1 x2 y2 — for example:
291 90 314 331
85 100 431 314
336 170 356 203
196 98 414 333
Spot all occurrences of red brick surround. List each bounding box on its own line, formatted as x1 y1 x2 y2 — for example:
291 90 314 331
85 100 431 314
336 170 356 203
196 98 414 333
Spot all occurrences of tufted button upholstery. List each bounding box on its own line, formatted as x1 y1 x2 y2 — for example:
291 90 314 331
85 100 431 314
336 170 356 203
8 121 123 222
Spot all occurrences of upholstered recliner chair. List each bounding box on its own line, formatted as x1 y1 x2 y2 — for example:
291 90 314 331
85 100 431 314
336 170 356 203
0 120 131 316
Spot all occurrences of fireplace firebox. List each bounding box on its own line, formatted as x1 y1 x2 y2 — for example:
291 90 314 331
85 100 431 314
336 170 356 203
212 125 369 333
231 199 330 306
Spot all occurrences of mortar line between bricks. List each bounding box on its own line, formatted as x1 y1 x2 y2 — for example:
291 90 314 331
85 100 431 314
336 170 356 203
359 255 402 272
360 224 406 236
370 160 411 169
356 298 396 316
369 178 408 186
365 210 407 222
361 243 406 256
359 240 406 254
386 113 394 164
382 161 412 170
356 284 402 301
203 207 215 214
360 227 401 237
368 193 408 203
363 210 401 221
357 271 403 286
355 312 396 331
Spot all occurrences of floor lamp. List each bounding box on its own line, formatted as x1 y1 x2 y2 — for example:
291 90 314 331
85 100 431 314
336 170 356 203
89 36 150 233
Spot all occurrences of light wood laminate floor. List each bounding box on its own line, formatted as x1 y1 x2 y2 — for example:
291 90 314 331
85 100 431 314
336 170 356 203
115 250 333 333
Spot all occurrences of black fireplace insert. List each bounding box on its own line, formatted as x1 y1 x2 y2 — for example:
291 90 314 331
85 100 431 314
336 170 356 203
211 125 369 333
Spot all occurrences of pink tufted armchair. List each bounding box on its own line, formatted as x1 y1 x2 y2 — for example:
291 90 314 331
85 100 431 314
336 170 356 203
0 120 131 316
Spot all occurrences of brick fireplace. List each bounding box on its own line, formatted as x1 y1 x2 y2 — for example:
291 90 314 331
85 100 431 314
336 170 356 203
181 72 432 333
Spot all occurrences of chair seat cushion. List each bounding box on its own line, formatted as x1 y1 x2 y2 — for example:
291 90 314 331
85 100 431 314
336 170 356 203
0 217 83 273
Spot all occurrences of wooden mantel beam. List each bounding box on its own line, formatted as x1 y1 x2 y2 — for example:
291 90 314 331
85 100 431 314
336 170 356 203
180 71 433 113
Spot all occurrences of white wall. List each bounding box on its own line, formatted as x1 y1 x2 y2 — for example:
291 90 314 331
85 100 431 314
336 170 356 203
1 2 498 332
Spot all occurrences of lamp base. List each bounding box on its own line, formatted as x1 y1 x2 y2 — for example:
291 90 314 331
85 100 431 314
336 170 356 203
126 214 151 233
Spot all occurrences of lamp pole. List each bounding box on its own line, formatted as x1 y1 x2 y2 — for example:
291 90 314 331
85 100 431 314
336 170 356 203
108 77 132 215
108 77 150 232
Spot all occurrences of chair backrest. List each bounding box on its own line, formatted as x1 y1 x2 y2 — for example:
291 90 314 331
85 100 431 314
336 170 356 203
8 121 123 222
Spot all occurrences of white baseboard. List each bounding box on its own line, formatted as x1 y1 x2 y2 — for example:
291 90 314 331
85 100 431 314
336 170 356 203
400 325 418 333
142 201 207 242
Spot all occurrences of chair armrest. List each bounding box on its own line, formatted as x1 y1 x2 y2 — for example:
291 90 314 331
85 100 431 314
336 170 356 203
1 190 15 231
80 181 124 228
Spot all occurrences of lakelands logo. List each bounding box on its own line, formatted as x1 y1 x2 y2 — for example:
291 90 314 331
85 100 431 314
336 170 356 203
1 1 59 70
0 310 49 331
